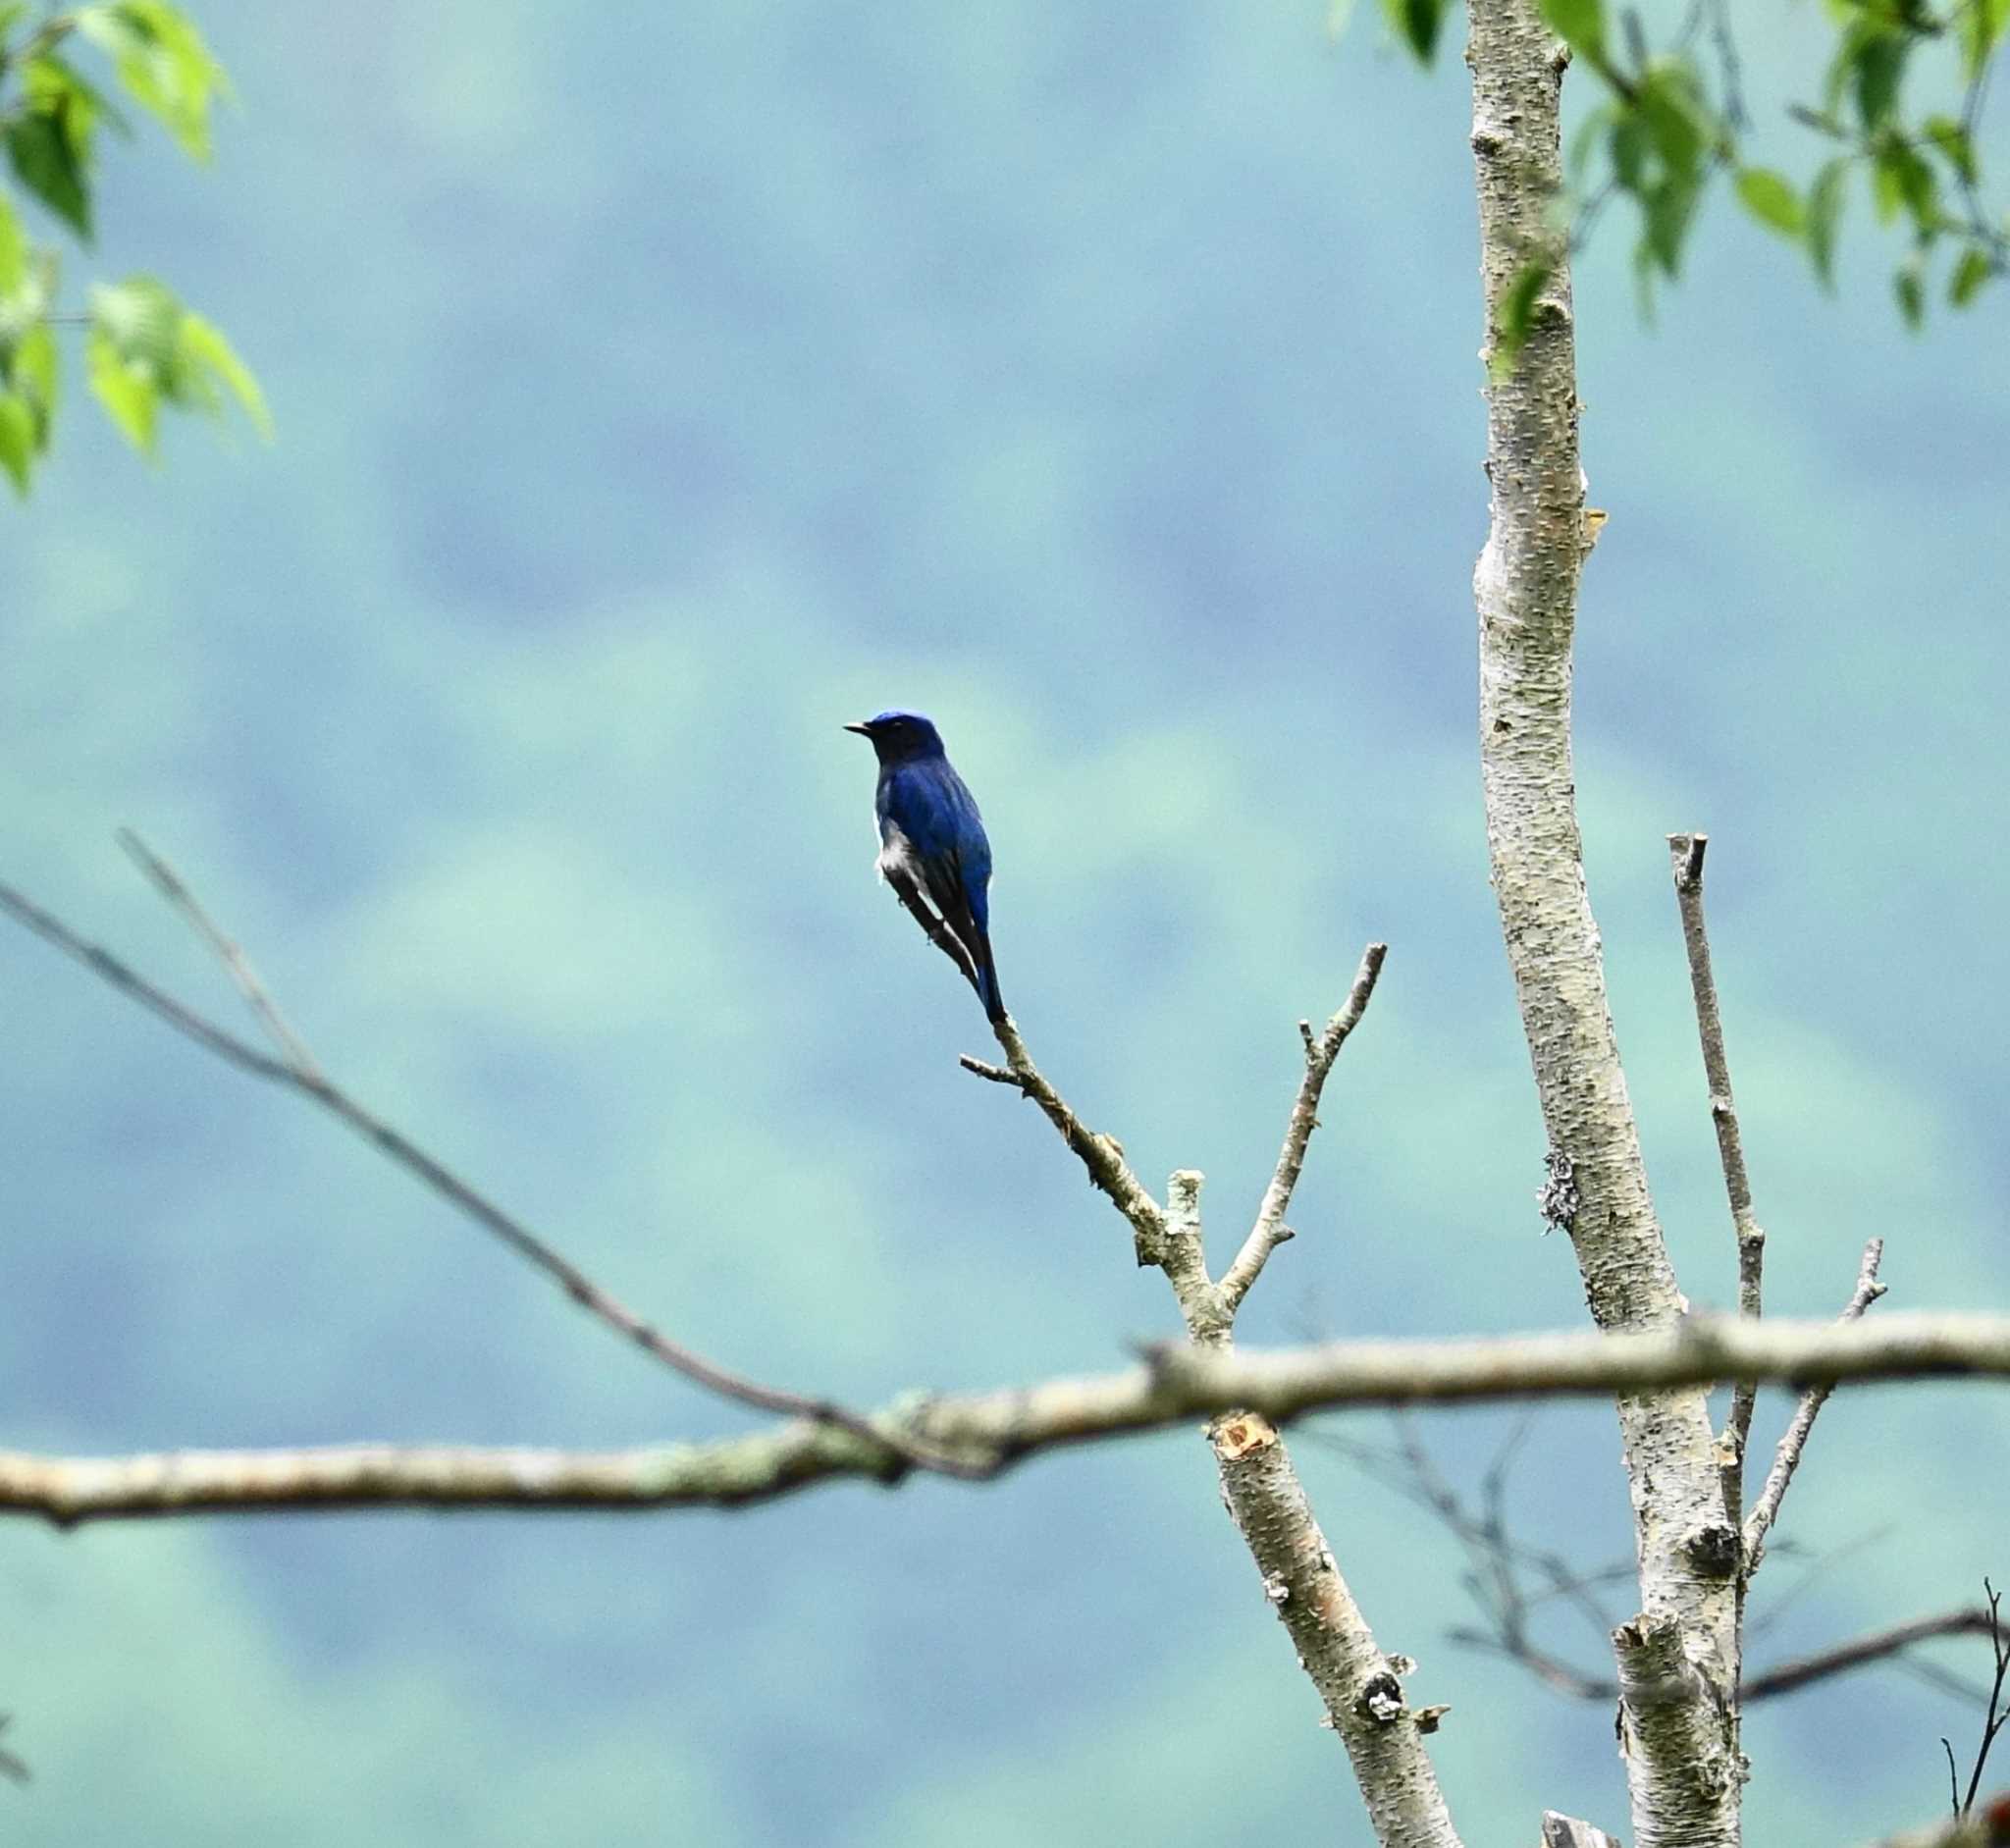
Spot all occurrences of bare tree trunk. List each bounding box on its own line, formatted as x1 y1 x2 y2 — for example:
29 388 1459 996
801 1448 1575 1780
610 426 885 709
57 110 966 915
1467 3 1743 1842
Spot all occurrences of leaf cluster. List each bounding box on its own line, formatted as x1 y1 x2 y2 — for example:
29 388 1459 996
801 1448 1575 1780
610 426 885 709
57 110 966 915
1368 0 2008 330
0 1 264 496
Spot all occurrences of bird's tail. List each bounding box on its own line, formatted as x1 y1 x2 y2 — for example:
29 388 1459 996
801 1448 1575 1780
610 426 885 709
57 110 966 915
973 933 1006 1025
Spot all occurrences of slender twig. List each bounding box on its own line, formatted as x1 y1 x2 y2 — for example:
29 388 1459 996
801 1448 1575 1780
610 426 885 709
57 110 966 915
960 1018 1169 1262
1307 1419 1631 1647
1744 1238 1889 1573
1219 943 1387 1312
1454 1604 2010 1707
1706 0 1747 131
1340 1418 2010 1707
1 1312 2010 1524
1746 1604 2006 1702
0 871 984 1482
1667 832 1765 1514
1955 1580 2010 1816
116 829 323 1079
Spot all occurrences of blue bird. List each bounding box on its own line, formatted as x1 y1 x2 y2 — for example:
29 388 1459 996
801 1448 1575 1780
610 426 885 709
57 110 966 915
845 711 1006 1024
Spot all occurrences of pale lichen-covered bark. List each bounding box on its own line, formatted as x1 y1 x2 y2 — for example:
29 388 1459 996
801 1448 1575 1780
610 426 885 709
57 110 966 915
1467 1 1742 1840
1213 1411 1460 1848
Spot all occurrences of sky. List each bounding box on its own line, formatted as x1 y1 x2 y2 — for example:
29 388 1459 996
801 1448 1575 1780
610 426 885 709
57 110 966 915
2 3 2008 1843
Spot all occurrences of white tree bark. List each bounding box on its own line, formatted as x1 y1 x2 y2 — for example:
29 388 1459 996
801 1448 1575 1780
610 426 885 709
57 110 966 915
1468 3 1741 1841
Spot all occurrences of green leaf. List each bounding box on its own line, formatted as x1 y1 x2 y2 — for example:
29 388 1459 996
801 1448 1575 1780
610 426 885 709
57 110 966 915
176 310 269 437
0 194 23 295
9 319 58 431
1922 114 1978 185
1735 168 1804 239
1608 109 1647 189
1872 137 1938 233
1948 243 1994 306
1960 0 2010 81
1893 250 1926 329
5 105 92 238
0 390 34 493
79 274 268 446
1641 171 1705 276
1806 158 1849 288
88 272 180 369
85 322 157 451
1847 26 1909 133
1490 258 1553 379
1539 0 1605 57
72 1 229 161
1635 59 1717 182
1380 0 1447 62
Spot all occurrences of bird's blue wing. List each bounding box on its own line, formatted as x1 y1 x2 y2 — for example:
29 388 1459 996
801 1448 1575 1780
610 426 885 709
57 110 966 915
881 759 1003 1020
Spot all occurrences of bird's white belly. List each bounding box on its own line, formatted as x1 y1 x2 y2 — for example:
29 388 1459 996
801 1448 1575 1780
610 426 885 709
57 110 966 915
875 821 925 887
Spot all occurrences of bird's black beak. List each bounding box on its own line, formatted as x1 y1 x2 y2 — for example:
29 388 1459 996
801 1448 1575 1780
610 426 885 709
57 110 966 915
842 721 872 736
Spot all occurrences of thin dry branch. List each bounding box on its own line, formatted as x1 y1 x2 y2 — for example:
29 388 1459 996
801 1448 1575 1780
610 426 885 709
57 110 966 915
1743 1238 1888 1573
0 869 979 1482
1666 831 1765 1507
1221 942 1388 1312
5 1313 2010 1524
960 1018 1170 1264
1746 1604 2007 1702
1949 1582 2010 1820
1460 1601 2010 1707
117 828 325 1079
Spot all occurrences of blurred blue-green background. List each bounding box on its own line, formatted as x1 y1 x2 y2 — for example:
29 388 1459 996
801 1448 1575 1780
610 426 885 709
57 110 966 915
4 3 2007 1842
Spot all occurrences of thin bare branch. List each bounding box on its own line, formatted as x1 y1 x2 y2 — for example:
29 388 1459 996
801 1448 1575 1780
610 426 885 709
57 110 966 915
4 1312 2010 1524
0 871 979 1482
1744 1605 2007 1702
1957 1581 2010 1818
1667 831 1766 1516
960 1017 1169 1263
1220 942 1388 1313
117 828 324 1079
1743 1238 1888 1573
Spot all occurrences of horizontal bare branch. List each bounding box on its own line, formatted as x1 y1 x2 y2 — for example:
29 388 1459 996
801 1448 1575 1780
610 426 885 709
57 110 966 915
5 1312 2010 1524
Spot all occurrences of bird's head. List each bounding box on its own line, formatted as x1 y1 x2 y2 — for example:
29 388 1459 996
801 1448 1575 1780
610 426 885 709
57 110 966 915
843 711 947 765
